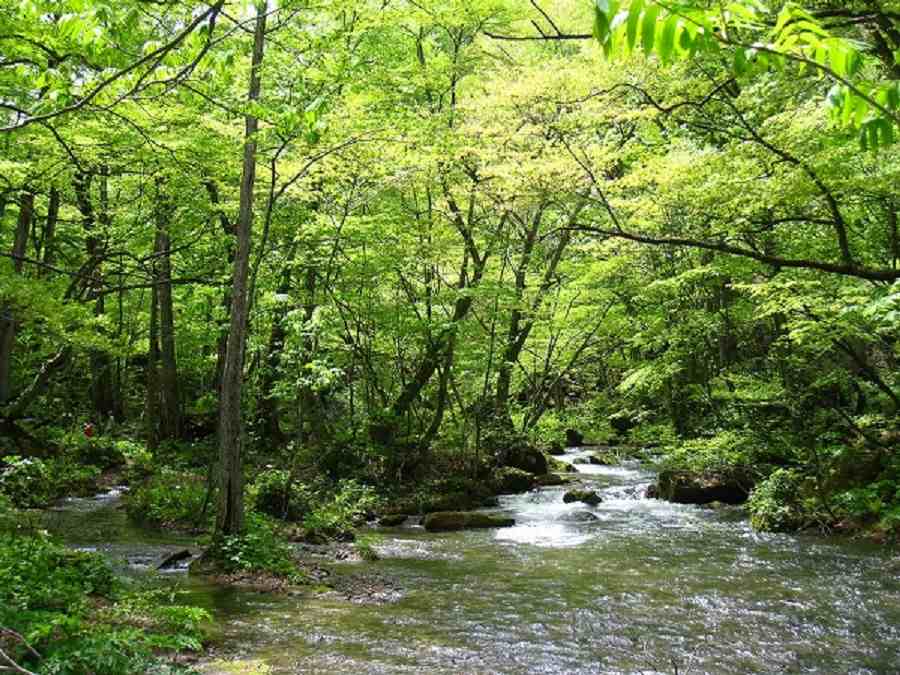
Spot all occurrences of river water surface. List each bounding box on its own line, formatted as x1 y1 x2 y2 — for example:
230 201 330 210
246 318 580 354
47 447 900 674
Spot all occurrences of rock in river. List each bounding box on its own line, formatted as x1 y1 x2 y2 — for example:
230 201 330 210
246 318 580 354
378 514 408 527
562 489 603 506
422 511 516 532
558 510 599 523
493 466 536 494
654 469 752 505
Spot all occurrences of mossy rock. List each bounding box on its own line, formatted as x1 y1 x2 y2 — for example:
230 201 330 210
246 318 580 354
422 511 515 532
534 474 573 487
562 489 602 506
492 467 535 494
378 514 408 527
546 440 566 456
588 452 617 466
656 469 752 505
546 456 576 473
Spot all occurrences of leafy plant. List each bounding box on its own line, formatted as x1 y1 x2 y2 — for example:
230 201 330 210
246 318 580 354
126 468 208 530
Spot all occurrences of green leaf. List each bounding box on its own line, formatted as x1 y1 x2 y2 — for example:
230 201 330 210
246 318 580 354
642 4 659 56
658 15 678 64
733 47 748 76
625 0 644 52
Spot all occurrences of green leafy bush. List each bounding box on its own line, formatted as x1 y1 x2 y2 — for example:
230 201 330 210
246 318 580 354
248 468 311 521
0 534 205 674
0 455 100 508
61 431 129 470
661 431 757 477
126 468 208 529
214 513 303 581
303 479 378 540
748 468 817 532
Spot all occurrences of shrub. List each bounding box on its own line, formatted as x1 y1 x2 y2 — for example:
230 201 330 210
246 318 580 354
214 513 303 581
0 456 100 508
126 468 208 530
748 468 817 532
248 469 311 521
303 479 378 540
0 534 206 674
661 431 757 477
61 431 129 470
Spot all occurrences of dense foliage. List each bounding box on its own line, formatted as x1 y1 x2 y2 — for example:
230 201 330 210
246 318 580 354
0 532 207 674
2 0 900 659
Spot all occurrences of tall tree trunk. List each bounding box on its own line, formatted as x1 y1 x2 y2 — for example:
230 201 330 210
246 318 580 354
258 244 297 442
75 170 117 422
296 265 320 444
40 186 59 272
146 281 162 450
495 228 572 421
206 181 236 397
154 180 181 440
216 2 267 538
0 191 33 403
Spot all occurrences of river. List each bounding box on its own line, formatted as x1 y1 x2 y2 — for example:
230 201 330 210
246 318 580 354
45 446 900 674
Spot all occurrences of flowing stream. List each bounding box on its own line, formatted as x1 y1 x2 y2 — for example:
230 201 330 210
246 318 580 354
46 447 900 674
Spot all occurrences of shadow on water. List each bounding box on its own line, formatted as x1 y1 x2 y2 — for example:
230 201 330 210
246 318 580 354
46 448 900 674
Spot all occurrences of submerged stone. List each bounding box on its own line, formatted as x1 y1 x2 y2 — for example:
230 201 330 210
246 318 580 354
422 511 515 532
558 510 599 523
378 514 408 527
534 474 573 487
562 489 603 506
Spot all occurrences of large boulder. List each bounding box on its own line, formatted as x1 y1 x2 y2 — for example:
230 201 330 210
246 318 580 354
588 452 617 466
563 489 603 506
565 429 584 447
534 473 573 487
654 469 752 505
492 467 536 494
422 511 516 532
546 456 576 473
378 514 408 527
503 446 548 475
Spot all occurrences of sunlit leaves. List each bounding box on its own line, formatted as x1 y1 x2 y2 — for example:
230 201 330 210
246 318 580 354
590 0 900 148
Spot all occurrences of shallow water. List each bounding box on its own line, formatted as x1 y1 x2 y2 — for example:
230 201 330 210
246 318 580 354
48 448 900 674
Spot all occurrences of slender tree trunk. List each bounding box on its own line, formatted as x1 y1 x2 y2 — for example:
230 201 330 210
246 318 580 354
40 187 59 272
296 265 320 444
216 2 267 538
206 181 236 397
146 281 161 450
154 180 181 440
0 191 33 403
258 245 297 442
75 170 117 422
496 225 572 421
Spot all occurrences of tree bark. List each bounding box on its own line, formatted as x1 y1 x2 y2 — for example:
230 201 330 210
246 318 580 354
154 180 181 440
257 245 297 442
40 186 59 272
0 191 33 403
216 2 267 538
146 280 161 450
206 180 236 397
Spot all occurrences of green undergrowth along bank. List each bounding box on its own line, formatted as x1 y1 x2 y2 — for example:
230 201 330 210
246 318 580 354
0 532 208 675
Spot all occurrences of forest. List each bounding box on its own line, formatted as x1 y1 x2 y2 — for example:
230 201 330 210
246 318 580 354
1 0 899 673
